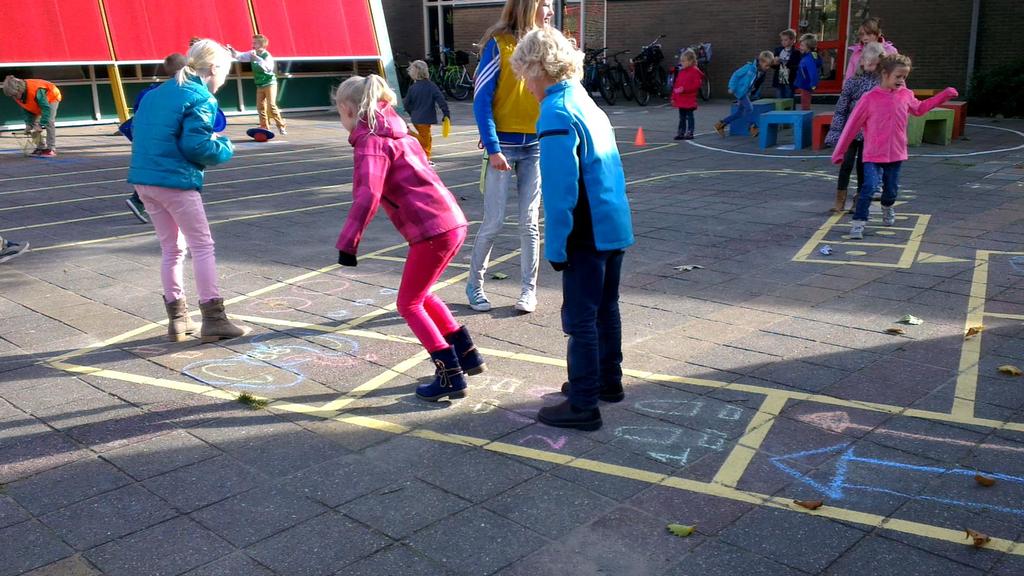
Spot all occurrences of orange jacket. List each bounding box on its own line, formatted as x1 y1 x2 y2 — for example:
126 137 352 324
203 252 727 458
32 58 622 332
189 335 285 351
15 79 62 115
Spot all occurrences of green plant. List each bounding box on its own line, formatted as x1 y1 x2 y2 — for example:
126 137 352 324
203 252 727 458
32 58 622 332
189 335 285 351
237 392 269 410
969 59 1024 118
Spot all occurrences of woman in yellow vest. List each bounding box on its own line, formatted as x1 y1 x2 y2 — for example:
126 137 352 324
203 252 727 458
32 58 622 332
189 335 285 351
3 76 62 157
467 0 554 314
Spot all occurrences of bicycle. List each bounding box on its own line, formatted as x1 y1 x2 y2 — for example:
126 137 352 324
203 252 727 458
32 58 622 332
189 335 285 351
436 48 474 101
630 34 668 107
667 42 713 101
393 50 415 97
582 47 616 105
607 49 634 101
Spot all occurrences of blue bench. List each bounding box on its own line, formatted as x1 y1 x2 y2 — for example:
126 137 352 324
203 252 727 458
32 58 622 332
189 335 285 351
758 110 814 150
728 100 776 136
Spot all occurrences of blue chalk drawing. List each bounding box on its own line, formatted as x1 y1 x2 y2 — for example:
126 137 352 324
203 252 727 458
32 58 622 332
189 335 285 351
770 443 1024 516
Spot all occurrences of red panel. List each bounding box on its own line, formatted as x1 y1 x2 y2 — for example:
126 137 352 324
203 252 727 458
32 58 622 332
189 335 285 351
103 0 255 61
251 0 379 58
1 0 110 63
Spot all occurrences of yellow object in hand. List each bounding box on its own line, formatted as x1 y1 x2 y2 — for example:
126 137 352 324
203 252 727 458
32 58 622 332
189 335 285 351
442 116 451 138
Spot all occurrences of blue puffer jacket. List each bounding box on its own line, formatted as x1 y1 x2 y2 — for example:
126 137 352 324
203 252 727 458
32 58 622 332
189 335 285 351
537 81 634 264
127 75 233 191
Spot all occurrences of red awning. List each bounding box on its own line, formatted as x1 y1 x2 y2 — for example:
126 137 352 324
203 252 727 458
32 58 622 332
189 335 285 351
1 0 111 64
251 0 380 59
103 0 255 61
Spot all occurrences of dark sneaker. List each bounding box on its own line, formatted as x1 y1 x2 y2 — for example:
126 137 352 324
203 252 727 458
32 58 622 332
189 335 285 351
560 381 625 403
682 132 694 140
126 196 149 223
0 240 29 264
673 134 685 141
538 399 602 431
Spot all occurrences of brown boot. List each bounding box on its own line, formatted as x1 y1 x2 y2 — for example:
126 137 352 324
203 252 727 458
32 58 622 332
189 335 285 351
164 297 197 342
714 121 726 136
830 189 848 213
846 193 858 214
199 298 251 343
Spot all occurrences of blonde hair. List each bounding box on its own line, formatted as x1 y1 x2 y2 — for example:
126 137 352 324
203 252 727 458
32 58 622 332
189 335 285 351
780 28 797 40
408 60 430 81
857 42 886 74
479 0 542 46
758 50 775 64
680 49 697 64
800 33 818 50
175 39 232 86
253 34 269 48
510 27 583 84
879 53 912 75
333 74 397 133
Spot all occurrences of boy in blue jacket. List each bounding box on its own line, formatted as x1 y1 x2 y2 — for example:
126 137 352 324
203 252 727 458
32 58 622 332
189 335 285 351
714 51 774 138
511 27 634 431
795 33 821 110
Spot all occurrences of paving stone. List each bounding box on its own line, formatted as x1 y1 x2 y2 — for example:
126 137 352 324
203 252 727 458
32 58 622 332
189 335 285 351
416 448 540 503
183 553 275 576
826 534 984 576
142 454 268 513
7 456 132 515
191 483 326 547
40 483 177 550
0 430 89 484
407 507 548 576
21 554 100 576
85 517 234 576
246 511 391 575
662 539 804 576
0 520 73 576
483 474 618 539
341 543 455 576
0 494 31 529
343 478 469 539
103 429 222 480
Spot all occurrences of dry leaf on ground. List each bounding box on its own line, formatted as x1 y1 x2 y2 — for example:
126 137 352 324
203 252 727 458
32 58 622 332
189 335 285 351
899 314 924 325
666 523 695 537
965 325 984 339
491 272 509 280
974 474 996 487
885 327 906 335
794 500 824 510
997 365 1023 376
965 528 991 548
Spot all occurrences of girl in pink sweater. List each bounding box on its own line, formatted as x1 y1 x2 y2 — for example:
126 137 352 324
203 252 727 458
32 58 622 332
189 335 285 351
831 54 957 239
334 75 486 402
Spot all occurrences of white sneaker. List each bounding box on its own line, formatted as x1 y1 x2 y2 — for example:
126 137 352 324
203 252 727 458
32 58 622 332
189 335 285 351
466 284 492 312
849 221 866 240
514 290 537 313
882 206 896 226
278 127 287 135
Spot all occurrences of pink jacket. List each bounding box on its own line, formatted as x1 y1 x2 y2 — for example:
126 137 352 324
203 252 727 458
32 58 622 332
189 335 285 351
843 40 897 81
831 86 958 165
671 66 704 109
336 102 467 254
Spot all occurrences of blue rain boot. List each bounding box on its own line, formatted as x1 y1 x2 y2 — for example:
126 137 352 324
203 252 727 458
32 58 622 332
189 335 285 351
416 346 467 402
444 325 487 376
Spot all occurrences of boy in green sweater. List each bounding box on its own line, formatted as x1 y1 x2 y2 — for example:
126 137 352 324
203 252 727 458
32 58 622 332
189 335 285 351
228 35 287 134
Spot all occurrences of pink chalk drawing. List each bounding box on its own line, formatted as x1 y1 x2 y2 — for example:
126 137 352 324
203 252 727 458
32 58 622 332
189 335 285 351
243 296 312 315
518 434 568 450
290 278 351 296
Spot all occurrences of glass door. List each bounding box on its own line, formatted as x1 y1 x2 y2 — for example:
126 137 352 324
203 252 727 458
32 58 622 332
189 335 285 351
791 0 850 93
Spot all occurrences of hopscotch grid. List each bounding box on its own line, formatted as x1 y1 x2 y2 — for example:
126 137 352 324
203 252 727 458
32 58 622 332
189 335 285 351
793 213 930 268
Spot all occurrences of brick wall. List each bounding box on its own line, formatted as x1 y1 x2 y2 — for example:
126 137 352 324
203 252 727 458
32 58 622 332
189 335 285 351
976 0 1024 80
452 6 505 56
871 0 972 93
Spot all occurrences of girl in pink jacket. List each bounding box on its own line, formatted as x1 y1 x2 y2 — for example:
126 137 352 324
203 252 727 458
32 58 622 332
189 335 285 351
334 75 485 402
831 54 957 239
843 18 898 82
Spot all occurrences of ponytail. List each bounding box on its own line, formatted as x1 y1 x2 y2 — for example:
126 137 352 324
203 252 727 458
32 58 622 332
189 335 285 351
176 39 231 86
333 74 396 133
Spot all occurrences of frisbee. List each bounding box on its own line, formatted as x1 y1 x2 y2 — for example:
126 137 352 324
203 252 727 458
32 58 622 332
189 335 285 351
246 127 275 141
213 109 227 132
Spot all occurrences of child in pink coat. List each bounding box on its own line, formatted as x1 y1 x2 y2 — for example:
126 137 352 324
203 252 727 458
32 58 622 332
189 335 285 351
334 74 486 402
844 17 898 82
832 54 957 239
671 49 704 140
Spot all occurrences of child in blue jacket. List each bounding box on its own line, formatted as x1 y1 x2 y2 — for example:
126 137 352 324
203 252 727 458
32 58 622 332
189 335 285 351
714 51 774 138
511 27 634 431
795 34 821 110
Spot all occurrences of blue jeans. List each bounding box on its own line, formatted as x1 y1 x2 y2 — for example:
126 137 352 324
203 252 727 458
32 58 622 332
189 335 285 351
470 143 541 294
853 161 902 221
677 108 695 135
562 248 625 410
721 96 752 125
776 85 794 99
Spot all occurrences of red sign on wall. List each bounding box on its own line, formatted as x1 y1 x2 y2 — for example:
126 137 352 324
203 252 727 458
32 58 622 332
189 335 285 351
251 0 380 58
2 0 111 64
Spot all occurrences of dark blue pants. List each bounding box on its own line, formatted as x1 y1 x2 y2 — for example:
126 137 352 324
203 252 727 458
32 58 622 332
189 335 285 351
721 96 752 125
677 108 695 135
853 161 902 221
562 248 624 410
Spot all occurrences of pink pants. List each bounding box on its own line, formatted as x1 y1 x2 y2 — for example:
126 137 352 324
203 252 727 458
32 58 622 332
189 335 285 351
135 185 220 304
397 226 467 352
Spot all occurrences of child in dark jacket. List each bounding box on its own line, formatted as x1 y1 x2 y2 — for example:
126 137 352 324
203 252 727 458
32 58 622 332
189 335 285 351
511 27 634 431
771 28 801 100
671 49 704 140
795 34 820 110
334 74 485 403
402 60 450 160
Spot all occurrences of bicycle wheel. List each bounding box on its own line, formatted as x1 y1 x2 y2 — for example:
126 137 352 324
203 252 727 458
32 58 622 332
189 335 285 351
620 68 635 101
448 69 472 101
700 71 711 101
598 71 616 105
632 75 650 107
654 66 669 98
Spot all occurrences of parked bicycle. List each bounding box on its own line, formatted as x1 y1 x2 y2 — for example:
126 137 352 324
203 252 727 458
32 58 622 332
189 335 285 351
667 42 713 101
583 47 616 105
426 48 475 101
607 49 634 101
630 34 668 107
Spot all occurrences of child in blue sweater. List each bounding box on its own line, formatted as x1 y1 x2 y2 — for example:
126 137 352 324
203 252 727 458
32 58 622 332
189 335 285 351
511 27 634 431
795 34 821 110
714 51 774 138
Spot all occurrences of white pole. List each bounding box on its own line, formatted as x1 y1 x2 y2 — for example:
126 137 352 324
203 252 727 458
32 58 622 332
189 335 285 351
579 0 586 51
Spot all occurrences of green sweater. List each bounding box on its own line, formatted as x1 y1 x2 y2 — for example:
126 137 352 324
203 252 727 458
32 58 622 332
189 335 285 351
242 50 277 88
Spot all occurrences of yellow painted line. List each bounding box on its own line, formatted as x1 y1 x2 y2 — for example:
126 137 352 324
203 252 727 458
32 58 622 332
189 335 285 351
712 395 788 487
984 311 1024 321
791 258 904 268
620 143 678 157
793 213 929 269
793 212 846 262
627 168 835 187
318 351 429 412
363 254 471 268
833 223 917 231
829 240 913 249
895 214 930 269
952 250 989 418
47 321 165 364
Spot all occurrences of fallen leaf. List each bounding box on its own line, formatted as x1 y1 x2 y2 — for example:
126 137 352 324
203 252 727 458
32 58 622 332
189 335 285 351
997 365 1023 376
793 499 824 510
885 327 907 335
965 325 984 339
666 523 695 537
974 474 996 487
899 314 924 325
965 528 991 548
491 272 509 280
673 264 704 272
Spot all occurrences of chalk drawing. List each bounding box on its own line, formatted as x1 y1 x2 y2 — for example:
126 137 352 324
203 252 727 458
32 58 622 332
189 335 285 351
518 434 568 450
243 296 312 315
635 399 705 417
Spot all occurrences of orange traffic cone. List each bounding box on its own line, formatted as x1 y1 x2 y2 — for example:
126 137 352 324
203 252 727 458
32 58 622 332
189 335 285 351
634 127 647 146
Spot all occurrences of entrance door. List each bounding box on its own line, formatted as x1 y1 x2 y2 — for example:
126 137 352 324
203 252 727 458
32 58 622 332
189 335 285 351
791 0 850 93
